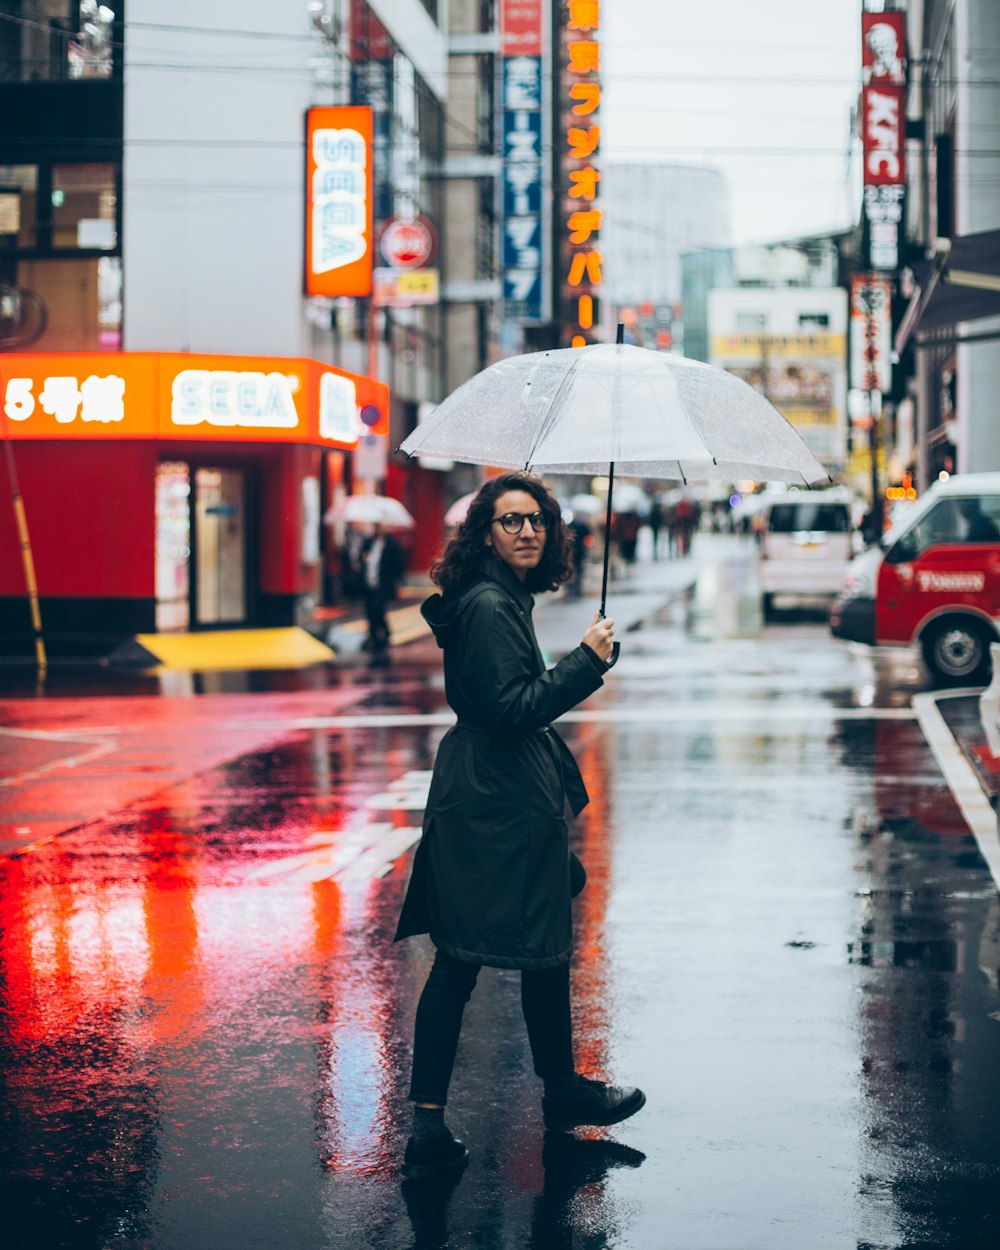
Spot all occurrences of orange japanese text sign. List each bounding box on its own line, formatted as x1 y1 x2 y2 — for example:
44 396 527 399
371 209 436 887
0 353 389 448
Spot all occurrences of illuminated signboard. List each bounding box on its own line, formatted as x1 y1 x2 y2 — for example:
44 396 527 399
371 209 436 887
560 0 602 347
0 353 388 447
850 274 892 396
305 105 374 297
500 0 550 323
861 12 906 272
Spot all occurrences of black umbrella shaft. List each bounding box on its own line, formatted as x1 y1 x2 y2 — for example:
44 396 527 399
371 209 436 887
600 460 615 618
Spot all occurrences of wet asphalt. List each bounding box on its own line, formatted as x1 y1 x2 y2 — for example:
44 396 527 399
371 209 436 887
1 533 999 1250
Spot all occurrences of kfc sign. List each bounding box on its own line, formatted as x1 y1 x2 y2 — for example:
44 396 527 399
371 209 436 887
861 11 906 271
863 11 906 86
862 86 905 185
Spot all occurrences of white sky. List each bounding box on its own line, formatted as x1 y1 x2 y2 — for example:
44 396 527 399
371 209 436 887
600 0 863 246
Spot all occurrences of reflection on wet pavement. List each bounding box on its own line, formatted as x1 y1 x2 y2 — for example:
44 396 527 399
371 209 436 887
1 535 999 1248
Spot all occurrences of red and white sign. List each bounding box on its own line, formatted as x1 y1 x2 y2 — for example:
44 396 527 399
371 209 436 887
862 85 905 186
862 11 907 86
379 216 436 269
850 275 892 395
501 0 544 57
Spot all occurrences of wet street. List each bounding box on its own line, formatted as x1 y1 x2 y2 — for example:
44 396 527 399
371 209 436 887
2 534 999 1250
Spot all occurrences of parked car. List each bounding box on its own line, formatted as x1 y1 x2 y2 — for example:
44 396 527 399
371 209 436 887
756 488 856 616
830 472 1000 684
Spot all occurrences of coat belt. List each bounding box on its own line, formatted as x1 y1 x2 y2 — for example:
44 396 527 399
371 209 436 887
453 721 590 816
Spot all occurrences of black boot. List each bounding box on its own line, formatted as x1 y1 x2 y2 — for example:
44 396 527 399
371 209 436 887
542 1075 646 1133
401 1106 469 1181
401 1133 469 1181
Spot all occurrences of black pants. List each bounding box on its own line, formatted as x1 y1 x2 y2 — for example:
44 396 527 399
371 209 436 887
363 587 390 651
408 950 575 1105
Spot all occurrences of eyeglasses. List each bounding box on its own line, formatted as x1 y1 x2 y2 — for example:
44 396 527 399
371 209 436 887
491 510 551 535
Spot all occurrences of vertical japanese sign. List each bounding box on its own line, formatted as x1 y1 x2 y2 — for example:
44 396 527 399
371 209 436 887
559 0 601 347
305 106 374 297
850 275 892 398
500 0 550 323
861 11 906 272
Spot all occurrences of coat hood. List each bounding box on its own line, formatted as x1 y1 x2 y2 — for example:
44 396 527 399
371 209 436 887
420 558 534 649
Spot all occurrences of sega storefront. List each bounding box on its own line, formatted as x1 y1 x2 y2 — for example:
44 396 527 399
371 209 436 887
0 352 389 657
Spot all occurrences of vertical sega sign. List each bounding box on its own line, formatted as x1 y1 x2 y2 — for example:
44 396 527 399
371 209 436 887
861 11 906 272
305 106 374 297
500 0 550 324
559 0 601 347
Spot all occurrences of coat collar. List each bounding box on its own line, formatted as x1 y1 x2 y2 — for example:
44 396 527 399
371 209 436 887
483 554 535 614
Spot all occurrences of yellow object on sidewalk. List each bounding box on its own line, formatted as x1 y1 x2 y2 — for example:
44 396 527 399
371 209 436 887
133 627 334 671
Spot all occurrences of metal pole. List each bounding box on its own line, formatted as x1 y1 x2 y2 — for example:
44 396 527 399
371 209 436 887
599 458 615 617
597 325 624 667
866 279 883 538
1 399 46 673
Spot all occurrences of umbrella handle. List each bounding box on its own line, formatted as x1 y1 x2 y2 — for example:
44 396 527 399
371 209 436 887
597 608 621 669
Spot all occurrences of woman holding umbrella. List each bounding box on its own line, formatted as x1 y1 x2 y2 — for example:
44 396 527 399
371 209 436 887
395 471 645 1181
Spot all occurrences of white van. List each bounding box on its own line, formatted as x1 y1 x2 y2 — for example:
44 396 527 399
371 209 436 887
756 487 856 616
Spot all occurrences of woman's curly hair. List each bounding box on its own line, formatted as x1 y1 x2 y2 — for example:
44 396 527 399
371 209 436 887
432 472 574 595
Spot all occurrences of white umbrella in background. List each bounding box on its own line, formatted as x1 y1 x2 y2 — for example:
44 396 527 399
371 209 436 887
443 491 478 527
568 493 604 517
326 493 414 528
606 482 650 514
399 327 827 664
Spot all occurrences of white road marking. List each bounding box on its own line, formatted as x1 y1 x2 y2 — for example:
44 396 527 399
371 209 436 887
227 704 917 733
245 772 431 884
365 771 433 810
913 690 1000 888
0 727 117 788
245 821 422 884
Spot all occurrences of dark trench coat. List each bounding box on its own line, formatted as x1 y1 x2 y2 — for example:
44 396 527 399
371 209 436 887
394 556 605 970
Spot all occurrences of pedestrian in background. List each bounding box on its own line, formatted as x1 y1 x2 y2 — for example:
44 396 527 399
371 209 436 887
647 498 664 559
616 509 640 565
395 471 645 1181
361 523 406 658
340 524 366 600
567 513 592 598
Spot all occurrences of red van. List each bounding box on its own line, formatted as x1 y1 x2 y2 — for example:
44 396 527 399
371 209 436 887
830 473 1000 683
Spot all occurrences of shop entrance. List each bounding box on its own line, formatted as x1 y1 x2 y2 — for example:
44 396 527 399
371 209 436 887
155 462 250 631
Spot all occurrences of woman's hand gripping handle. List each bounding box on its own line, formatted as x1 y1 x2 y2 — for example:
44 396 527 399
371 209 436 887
582 611 619 670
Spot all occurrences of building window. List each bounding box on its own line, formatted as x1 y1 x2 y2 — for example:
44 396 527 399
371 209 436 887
0 164 38 248
15 254 121 351
51 162 117 249
0 1 117 82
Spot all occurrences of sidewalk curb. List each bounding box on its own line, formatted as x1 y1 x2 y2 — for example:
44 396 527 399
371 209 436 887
913 689 1000 890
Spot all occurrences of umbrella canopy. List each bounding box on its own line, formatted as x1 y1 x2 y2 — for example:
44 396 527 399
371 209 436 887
399 342 827 486
326 493 414 527
443 490 478 527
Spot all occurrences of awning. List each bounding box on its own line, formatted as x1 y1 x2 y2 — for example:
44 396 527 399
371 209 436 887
894 229 1000 355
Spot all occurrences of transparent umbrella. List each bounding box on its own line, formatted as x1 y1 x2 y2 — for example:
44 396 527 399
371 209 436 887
399 328 827 662
326 494 414 527
399 339 827 484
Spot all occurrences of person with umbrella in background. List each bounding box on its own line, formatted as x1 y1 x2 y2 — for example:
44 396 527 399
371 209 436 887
394 471 646 1180
361 522 406 659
